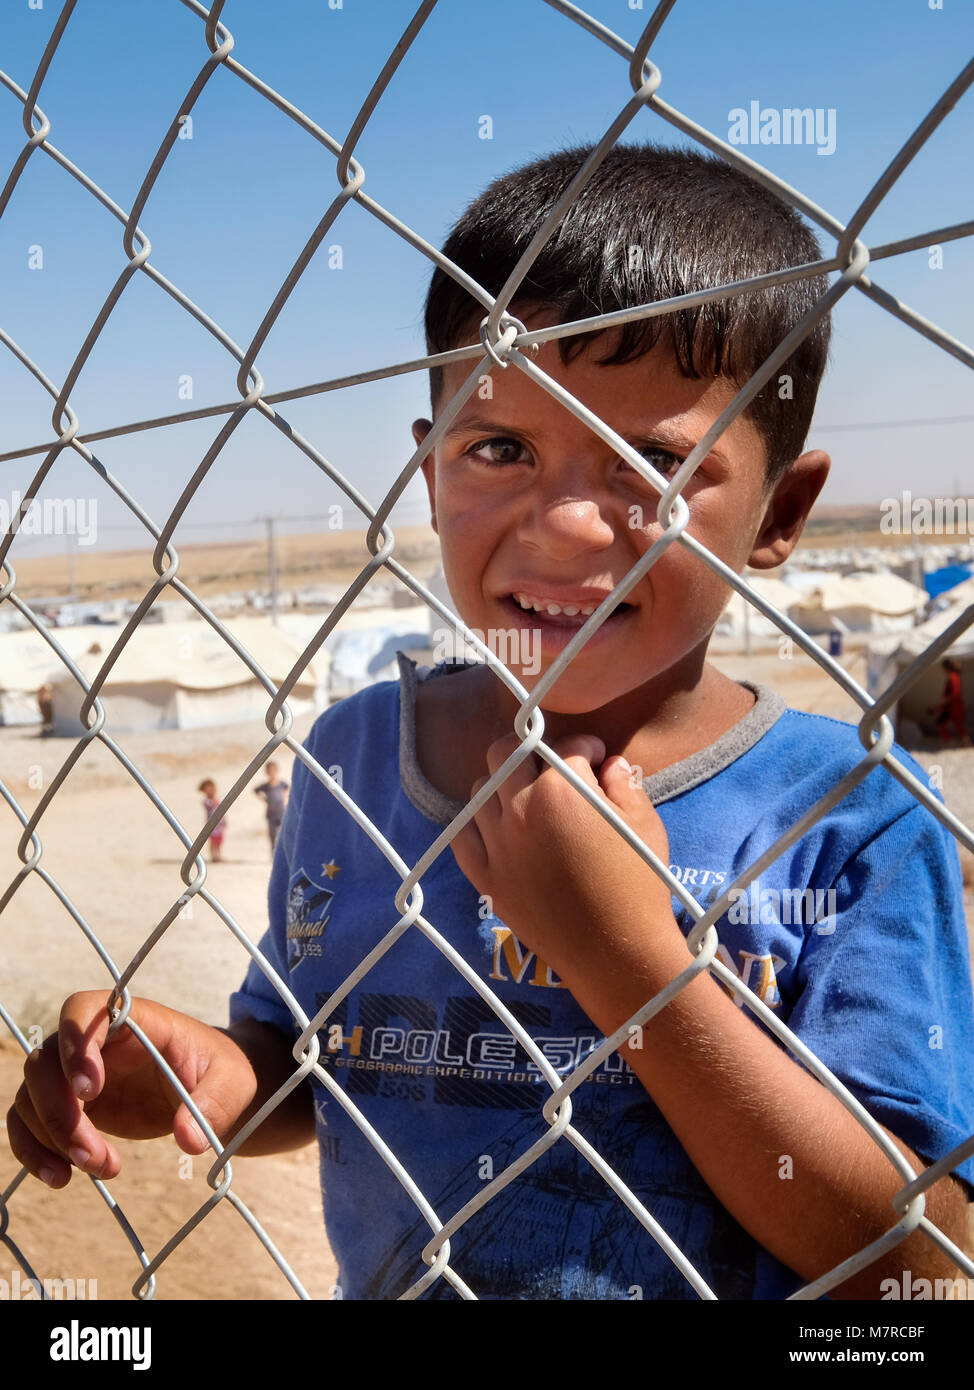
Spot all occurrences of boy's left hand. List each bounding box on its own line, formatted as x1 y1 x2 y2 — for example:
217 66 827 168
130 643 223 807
449 733 683 988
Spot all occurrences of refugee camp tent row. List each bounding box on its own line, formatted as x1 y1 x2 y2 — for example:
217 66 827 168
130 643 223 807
0 607 436 733
47 617 330 735
715 572 926 642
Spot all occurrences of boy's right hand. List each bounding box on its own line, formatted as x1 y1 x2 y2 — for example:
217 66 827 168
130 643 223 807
7 992 263 1188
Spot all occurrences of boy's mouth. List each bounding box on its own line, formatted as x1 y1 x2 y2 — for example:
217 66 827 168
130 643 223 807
498 590 635 636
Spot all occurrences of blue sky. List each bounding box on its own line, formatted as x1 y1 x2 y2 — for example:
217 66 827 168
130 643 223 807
1 0 973 560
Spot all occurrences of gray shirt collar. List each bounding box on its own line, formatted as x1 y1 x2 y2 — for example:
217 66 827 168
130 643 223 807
396 653 787 826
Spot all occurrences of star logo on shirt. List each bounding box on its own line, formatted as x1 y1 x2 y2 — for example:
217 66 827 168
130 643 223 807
322 860 341 879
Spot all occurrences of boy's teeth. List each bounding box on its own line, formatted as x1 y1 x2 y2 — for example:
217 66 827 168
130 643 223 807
514 592 597 617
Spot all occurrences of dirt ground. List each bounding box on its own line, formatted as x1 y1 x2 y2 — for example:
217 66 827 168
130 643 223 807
0 709 339 1299
2 642 973 1300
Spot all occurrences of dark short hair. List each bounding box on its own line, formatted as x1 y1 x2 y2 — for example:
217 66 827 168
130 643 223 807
423 143 831 483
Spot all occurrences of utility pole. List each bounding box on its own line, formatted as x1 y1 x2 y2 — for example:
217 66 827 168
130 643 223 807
265 515 279 625
912 549 924 599
65 531 77 620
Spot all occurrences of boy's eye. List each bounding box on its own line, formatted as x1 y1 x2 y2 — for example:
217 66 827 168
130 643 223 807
467 436 529 466
618 445 683 480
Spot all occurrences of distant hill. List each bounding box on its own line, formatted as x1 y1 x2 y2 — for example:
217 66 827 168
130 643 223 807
8 524 441 604
800 504 972 549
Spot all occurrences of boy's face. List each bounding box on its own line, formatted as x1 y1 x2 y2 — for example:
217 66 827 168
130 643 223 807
414 324 828 714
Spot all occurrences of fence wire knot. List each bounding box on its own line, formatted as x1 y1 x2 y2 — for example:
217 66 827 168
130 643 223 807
479 312 534 368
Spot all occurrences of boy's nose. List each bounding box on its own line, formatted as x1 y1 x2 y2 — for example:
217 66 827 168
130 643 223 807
515 493 615 560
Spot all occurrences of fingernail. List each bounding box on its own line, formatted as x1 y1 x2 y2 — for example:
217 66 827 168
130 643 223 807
617 757 632 773
39 1166 57 1187
186 1116 207 1148
70 1074 92 1100
68 1145 90 1168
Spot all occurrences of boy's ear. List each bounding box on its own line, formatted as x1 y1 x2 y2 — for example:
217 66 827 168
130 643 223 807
748 449 830 570
412 418 437 533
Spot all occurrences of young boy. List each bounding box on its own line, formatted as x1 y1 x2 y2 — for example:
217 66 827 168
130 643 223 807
8 145 974 1301
254 761 291 853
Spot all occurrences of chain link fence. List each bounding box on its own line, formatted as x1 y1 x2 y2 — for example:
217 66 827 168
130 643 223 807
1 0 974 1301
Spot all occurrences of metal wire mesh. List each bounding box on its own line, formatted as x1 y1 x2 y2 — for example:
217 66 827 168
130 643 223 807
1 0 974 1302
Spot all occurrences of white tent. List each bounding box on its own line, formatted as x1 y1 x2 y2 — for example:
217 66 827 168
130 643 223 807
0 623 124 726
306 605 434 699
49 616 330 735
781 568 842 591
789 573 927 636
715 577 802 639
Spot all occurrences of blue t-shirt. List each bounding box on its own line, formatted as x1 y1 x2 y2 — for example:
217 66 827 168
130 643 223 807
230 658 974 1300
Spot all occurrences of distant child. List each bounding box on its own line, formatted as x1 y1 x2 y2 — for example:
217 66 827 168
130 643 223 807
197 778 227 863
254 762 290 853
37 683 54 736
929 658 972 747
